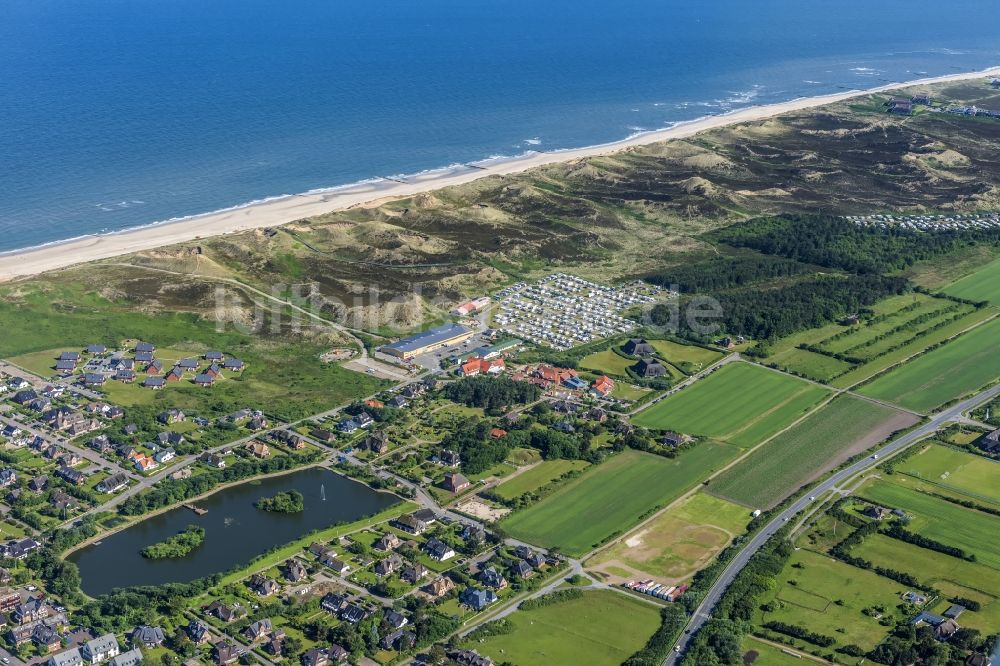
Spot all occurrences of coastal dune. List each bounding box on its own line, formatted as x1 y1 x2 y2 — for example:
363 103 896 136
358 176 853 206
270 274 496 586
2 66 999 283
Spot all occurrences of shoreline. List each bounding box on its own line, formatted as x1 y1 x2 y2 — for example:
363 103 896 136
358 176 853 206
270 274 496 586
3 65 999 282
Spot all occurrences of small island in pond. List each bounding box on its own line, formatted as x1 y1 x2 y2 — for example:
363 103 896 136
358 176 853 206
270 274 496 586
254 490 305 513
141 525 205 559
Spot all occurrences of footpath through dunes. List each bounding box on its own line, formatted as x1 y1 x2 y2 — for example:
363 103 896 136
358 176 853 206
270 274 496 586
631 362 830 447
857 314 1000 412
706 395 918 509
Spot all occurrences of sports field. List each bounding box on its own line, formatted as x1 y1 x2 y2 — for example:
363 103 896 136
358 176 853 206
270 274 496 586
944 256 1000 304
851 534 1000 632
760 549 901 651
493 459 591 500
631 363 830 447
588 491 750 582
708 396 915 509
897 444 1000 504
858 316 1000 412
463 590 660 666
502 445 739 556
860 479 1000 570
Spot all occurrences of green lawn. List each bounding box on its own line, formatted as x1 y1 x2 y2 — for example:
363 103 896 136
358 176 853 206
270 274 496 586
944 256 1000 304
851 534 1000 633
857 316 1000 412
502 445 739 556
860 479 1000 570
897 444 1000 504
767 347 854 383
708 396 913 509
493 459 591 500
463 590 660 666
589 491 750 581
740 637 814 666
760 548 902 652
647 339 724 370
632 363 830 447
579 350 637 377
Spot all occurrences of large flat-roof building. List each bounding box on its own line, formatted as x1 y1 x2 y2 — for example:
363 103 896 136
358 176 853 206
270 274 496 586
380 324 474 361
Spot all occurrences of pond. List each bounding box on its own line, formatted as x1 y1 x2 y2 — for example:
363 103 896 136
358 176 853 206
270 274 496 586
69 467 399 596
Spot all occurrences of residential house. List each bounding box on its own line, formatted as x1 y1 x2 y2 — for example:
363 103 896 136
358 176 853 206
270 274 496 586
310 428 334 443
449 650 494 666
461 524 486 544
13 596 49 624
440 449 461 467
205 351 225 362
0 469 16 488
132 455 158 473
249 574 279 597
284 559 308 583
213 641 246 666
459 587 498 611
401 563 429 584
48 648 82 666
512 559 533 579
379 629 415 652
321 555 350 575
424 576 455 598
56 466 86 486
387 396 409 409
327 645 349 663
5 538 41 561
134 342 156 353
863 505 891 521
33 624 63 652
245 441 269 459
85 345 107 355
336 419 358 434
374 533 401 552
591 375 615 397
363 431 390 455
393 514 427 535
153 448 175 464
157 409 185 425
205 601 245 623
81 634 120 664
108 649 142 666
199 452 226 469
0 588 19 613
143 359 161 374
223 358 245 371
243 618 273 642
633 357 667 378
164 368 183 383
56 360 77 374
661 431 688 448
143 377 165 390
622 338 654 356
441 472 470 493
320 593 348 615
272 430 304 448
375 553 403 577
89 435 112 453
301 649 329 666
339 604 370 624
423 538 455 562
478 566 507 590
186 620 210 644
193 374 215 387
413 508 438 525
489 428 507 439
979 428 1000 455
130 626 165 647
353 411 374 428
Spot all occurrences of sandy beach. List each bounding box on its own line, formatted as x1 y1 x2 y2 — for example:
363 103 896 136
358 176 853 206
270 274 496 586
2 66 999 283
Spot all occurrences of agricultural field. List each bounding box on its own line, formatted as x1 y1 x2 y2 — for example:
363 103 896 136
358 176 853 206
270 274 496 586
858 315 1000 412
896 443 1000 504
492 459 591 500
501 445 739 556
859 478 1000 570
462 590 661 666
758 548 904 652
850 534 1000 632
762 292 988 385
631 362 830 447
943 256 1000 304
588 491 750 583
708 396 917 508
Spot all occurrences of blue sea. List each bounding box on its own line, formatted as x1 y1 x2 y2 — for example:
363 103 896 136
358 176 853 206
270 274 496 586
1 0 998 253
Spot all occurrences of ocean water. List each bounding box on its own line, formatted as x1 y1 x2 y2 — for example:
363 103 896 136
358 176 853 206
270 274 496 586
0 0 998 253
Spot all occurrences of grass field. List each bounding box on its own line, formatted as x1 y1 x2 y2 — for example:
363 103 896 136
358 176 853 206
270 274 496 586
631 363 830 447
493 459 591 500
740 637 813 666
463 590 660 666
647 339 724 370
579 350 637 377
588 491 750 582
858 316 1000 412
502 446 739 556
897 444 1000 504
860 478 1000 570
944 256 1000 304
760 548 901 652
708 396 915 509
851 534 1000 632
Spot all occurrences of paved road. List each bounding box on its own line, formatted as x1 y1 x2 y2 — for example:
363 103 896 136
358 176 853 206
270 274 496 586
664 382 1000 665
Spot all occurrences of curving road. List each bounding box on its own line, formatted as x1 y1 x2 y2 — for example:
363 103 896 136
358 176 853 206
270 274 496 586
664 382 1000 665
